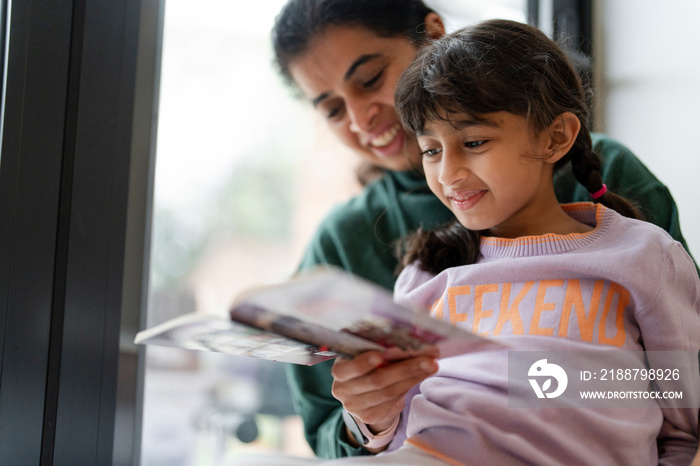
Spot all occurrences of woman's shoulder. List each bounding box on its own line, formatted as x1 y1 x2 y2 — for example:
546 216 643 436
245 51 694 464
304 173 407 254
315 170 433 230
314 183 388 232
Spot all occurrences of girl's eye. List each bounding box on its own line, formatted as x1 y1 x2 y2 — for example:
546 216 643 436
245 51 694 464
420 147 442 157
362 70 384 89
465 140 486 149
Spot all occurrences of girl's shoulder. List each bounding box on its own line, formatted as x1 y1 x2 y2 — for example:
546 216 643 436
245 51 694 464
394 262 442 310
598 203 679 248
585 205 699 288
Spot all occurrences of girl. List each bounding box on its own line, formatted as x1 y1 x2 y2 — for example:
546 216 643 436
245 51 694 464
238 19 699 466
271 0 699 459
380 19 699 465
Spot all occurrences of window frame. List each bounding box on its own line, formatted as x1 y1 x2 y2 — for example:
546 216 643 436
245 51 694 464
0 0 162 464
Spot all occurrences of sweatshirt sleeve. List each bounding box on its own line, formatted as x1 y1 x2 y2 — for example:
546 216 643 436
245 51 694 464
638 242 700 465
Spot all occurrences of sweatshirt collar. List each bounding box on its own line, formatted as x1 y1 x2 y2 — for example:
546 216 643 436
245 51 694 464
479 203 609 258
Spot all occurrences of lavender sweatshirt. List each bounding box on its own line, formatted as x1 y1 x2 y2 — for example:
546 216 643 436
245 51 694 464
390 203 700 465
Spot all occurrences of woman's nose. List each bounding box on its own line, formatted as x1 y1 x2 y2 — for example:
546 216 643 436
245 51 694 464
347 98 379 133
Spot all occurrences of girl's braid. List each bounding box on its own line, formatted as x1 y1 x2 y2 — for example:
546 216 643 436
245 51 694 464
569 131 644 220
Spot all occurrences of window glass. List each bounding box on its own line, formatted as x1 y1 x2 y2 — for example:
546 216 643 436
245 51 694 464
141 1 526 464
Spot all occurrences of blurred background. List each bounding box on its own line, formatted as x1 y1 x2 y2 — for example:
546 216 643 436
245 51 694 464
141 0 699 464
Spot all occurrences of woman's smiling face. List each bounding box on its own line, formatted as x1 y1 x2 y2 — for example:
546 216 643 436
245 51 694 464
289 25 425 171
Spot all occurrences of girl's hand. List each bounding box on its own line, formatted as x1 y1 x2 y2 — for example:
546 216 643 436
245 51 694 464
331 346 439 442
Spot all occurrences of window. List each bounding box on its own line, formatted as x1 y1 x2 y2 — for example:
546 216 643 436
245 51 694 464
142 1 527 464
141 1 356 463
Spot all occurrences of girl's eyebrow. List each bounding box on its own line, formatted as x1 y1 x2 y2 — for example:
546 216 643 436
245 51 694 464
452 118 500 130
417 118 500 136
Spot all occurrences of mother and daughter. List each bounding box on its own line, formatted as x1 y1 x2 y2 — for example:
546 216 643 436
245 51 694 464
254 1 700 465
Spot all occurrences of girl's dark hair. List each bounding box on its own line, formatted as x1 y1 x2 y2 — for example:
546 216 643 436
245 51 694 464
395 19 644 275
271 0 436 87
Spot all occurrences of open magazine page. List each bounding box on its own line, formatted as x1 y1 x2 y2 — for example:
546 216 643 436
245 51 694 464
135 267 504 365
230 267 503 359
134 313 342 365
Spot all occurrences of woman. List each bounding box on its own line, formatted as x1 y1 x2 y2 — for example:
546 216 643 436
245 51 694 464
271 0 697 459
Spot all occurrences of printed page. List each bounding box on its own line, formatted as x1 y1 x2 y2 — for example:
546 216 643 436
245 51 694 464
135 267 503 365
134 313 341 365
232 267 503 359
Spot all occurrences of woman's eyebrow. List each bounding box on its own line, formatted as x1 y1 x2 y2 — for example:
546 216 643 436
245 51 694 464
312 92 330 107
311 53 383 107
344 53 382 81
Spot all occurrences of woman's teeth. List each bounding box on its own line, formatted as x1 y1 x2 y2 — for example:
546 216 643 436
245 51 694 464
371 124 401 147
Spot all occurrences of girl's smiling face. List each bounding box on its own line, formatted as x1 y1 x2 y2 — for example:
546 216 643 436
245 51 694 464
288 25 427 171
418 111 565 238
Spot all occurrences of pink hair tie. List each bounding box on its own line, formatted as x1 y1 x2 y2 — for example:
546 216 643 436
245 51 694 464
590 184 607 199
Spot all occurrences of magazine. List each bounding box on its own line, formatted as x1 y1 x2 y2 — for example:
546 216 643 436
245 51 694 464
135 267 503 365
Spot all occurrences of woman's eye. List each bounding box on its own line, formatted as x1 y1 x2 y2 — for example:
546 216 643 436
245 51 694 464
420 147 442 157
325 105 344 121
362 70 384 89
326 108 340 119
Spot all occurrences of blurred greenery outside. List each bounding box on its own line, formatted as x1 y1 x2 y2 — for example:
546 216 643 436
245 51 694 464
151 148 296 290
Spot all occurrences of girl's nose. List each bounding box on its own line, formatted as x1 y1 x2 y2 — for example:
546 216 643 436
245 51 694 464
438 151 470 186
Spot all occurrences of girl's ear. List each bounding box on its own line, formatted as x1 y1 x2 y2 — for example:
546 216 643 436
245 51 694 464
424 13 446 40
544 112 581 164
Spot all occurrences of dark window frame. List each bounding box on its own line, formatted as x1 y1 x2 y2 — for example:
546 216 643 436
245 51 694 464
0 0 163 464
528 0 594 99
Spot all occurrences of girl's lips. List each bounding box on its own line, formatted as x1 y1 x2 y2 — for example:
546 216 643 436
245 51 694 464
448 190 487 210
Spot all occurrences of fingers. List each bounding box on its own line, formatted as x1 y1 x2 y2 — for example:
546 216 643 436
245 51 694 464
330 348 439 427
332 345 440 382
334 358 436 409
381 344 440 362
332 350 385 382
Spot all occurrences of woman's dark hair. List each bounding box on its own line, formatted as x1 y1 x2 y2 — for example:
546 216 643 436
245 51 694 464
271 0 436 185
271 0 435 87
395 19 644 274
